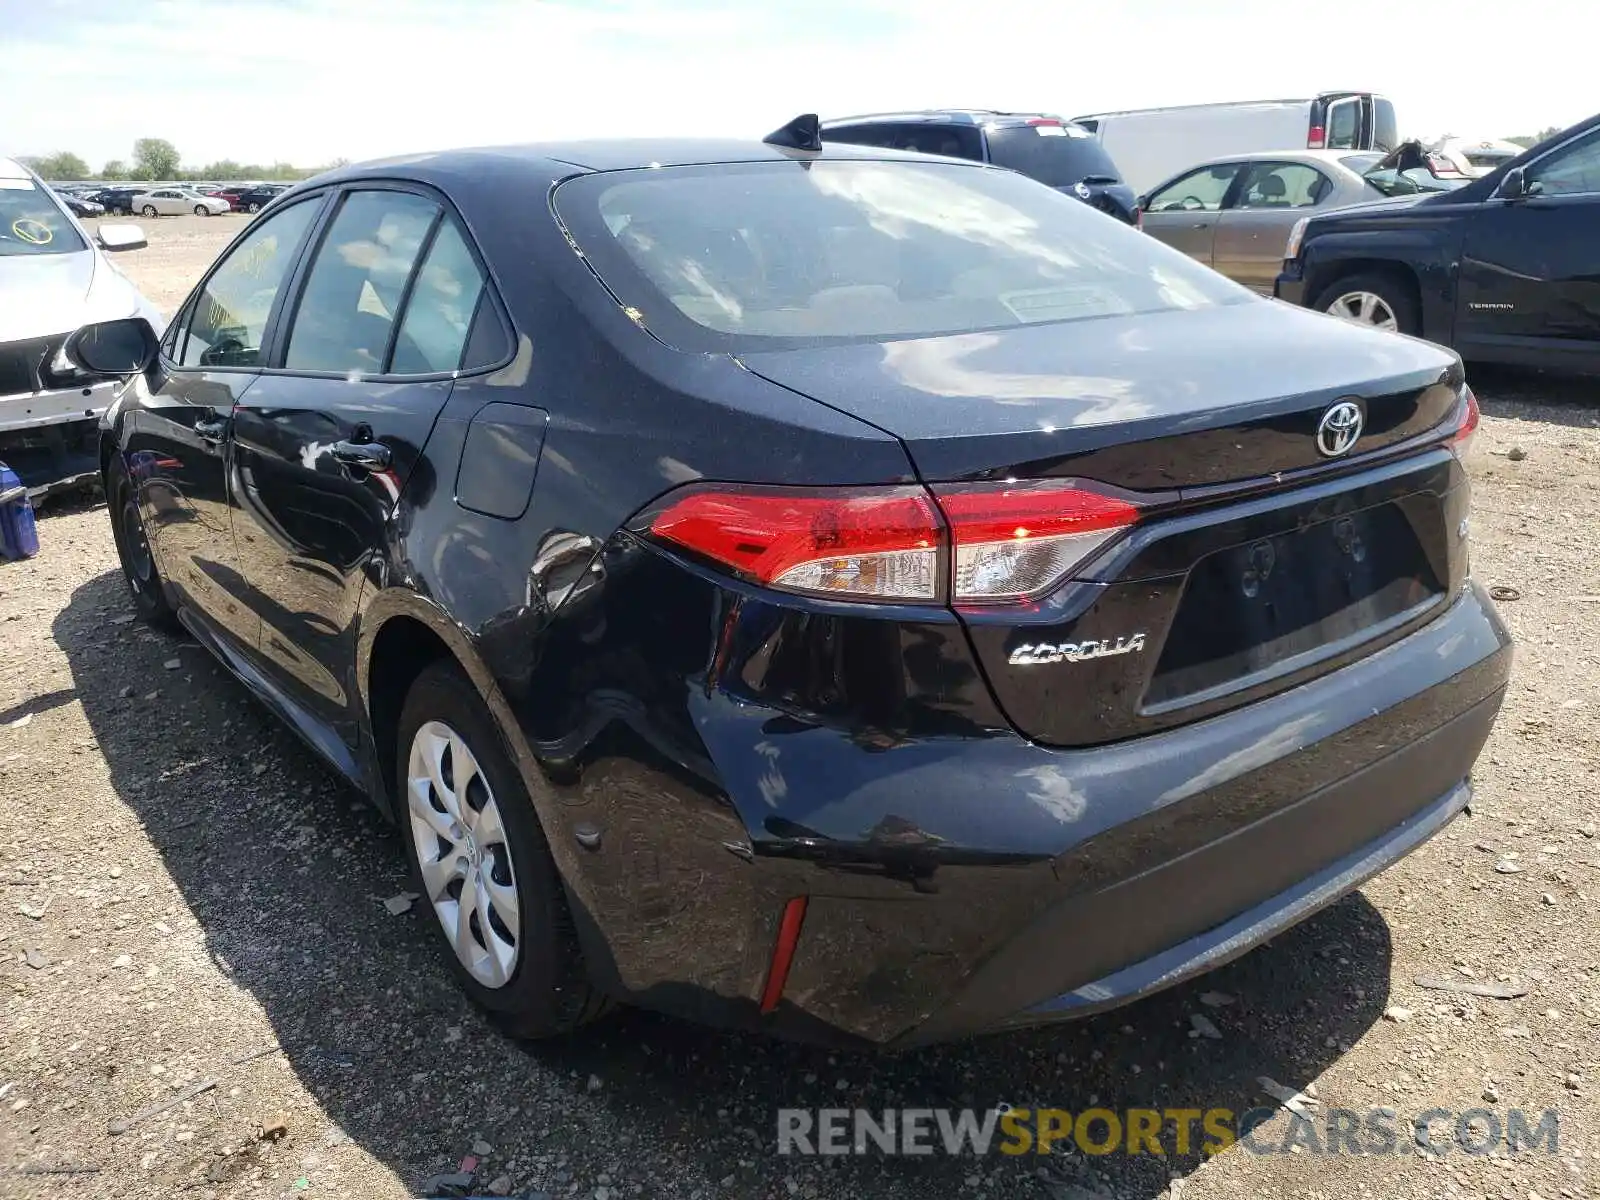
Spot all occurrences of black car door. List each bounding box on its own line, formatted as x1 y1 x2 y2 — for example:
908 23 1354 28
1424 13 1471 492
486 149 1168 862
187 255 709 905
227 184 498 758
124 196 325 651
1457 126 1600 362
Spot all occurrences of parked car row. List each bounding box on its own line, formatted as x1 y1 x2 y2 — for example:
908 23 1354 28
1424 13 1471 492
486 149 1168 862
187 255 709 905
71 182 291 216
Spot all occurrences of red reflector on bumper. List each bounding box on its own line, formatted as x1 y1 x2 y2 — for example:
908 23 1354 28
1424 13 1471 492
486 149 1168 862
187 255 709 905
759 896 809 1014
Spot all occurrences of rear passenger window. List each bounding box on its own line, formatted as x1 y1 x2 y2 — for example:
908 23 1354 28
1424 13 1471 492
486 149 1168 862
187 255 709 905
389 219 488 374
283 190 439 374
1234 162 1329 209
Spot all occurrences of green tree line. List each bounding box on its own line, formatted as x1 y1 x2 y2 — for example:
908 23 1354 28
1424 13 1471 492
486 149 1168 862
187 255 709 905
1506 126 1564 149
18 137 345 182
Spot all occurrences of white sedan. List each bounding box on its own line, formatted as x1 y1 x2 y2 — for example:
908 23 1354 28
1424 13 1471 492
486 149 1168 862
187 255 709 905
129 188 231 217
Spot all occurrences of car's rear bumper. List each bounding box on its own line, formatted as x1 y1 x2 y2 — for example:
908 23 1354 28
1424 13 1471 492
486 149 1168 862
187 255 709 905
1002 775 1470 1031
560 577 1510 1046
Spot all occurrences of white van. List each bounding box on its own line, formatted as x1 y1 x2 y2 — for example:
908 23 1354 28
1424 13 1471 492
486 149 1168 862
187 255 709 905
1073 92 1399 194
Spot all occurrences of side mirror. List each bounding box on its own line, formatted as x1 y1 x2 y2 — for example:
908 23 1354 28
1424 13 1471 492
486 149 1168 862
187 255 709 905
1496 167 1528 200
97 223 147 252
64 318 159 377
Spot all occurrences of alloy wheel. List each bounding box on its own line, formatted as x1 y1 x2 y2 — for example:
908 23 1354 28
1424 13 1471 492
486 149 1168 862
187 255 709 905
407 721 521 989
1325 290 1398 331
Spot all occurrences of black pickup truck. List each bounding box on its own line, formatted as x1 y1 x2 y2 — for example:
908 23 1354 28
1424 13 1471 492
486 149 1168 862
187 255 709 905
1276 113 1600 374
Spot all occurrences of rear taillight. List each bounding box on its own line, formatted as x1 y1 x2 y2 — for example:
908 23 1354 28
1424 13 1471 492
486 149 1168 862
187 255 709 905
1308 124 1326 149
646 484 943 602
1027 117 1064 127
932 481 1139 604
643 481 1139 606
1449 386 1481 462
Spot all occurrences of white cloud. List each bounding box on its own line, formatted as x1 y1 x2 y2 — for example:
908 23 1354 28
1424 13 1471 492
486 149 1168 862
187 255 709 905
4 0 1588 170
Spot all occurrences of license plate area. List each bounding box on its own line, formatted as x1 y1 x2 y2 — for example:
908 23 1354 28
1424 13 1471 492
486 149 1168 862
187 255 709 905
1144 502 1444 711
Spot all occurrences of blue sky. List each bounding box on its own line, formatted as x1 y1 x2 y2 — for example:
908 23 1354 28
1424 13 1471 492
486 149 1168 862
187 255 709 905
5 0 1586 169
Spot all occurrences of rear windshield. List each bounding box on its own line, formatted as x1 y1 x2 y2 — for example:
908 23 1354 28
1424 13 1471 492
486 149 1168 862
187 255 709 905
554 160 1244 352
0 178 87 257
985 124 1123 187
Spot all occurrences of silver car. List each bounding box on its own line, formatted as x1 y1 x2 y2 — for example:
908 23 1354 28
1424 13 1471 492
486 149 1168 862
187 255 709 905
1 157 162 493
129 187 232 217
1139 149 1459 293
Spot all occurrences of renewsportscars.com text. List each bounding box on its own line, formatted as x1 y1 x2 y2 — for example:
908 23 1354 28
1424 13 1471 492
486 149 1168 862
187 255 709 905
777 1106 1560 1158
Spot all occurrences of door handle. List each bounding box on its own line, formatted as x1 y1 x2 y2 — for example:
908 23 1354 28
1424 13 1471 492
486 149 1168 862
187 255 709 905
193 412 227 443
331 439 393 471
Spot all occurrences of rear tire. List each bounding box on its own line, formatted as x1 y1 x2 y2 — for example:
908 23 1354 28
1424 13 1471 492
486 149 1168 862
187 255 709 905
106 457 180 631
247 201 261 213
141 204 157 217
396 660 610 1038
1312 271 1420 336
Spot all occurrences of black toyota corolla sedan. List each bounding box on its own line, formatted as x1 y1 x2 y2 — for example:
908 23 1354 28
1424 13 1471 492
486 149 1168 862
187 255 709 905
69 120 1511 1048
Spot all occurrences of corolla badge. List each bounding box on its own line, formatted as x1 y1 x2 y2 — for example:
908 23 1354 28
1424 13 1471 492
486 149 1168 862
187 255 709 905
1009 633 1147 666
1073 181 1092 199
1315 399 1364 458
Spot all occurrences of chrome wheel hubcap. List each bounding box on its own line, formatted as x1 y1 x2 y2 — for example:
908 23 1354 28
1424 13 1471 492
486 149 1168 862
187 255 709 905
407 721 520 988
1326 290 1398 331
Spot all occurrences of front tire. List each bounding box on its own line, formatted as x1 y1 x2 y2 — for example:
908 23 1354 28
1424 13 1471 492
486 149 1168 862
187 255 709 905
106 457 179 631
396 660 608 1038
1312 271 1420 336
194 204 208 216
247 201 261 213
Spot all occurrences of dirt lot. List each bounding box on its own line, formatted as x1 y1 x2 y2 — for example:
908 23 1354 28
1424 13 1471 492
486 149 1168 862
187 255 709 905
1 214 1598 1199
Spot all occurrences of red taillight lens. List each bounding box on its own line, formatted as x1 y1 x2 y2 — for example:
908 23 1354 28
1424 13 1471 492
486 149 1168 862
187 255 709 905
1308 124 1326 149
647 484 943 602
644 480 1140 606
1450 386 1481 461
1027 117 1063 126
931 480 1140 604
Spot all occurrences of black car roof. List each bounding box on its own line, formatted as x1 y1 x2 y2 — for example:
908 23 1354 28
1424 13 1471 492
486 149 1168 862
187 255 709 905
296 138 976 196
821 109 1068 128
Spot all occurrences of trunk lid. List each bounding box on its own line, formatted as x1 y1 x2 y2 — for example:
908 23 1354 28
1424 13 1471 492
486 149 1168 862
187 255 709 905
737 298 1462 485
741 300 1469 747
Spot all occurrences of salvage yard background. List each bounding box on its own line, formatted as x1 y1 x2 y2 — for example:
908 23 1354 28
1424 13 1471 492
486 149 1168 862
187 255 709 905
1 214 1598 1200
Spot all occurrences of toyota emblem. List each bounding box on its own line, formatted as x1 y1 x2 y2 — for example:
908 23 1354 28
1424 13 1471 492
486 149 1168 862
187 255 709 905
1316 400 1364 458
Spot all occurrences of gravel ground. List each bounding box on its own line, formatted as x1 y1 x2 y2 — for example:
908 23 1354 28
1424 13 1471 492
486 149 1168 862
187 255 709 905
1 215 1598 1200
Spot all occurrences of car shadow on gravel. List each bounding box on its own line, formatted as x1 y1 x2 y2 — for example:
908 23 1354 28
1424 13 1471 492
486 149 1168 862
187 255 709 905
57 567 1394 1199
